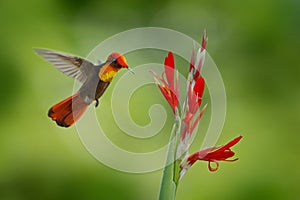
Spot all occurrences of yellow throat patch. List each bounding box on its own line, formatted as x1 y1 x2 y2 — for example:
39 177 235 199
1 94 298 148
99 64 120 82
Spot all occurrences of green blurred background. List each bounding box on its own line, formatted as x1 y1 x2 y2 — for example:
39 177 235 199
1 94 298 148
0 0 299 199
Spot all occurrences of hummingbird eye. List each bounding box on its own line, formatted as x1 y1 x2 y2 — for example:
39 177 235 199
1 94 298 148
111 58 121 68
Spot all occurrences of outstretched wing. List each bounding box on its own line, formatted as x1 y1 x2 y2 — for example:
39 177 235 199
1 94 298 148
34 48 95 83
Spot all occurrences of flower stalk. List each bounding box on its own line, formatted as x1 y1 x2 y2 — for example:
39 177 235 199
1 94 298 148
154 31 242 200
158 110 181 200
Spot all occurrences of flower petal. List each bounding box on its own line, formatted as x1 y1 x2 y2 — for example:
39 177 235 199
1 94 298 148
175 70 179 97
208 161 219 172
217 136 243 153
149 70 168 86
190 104 207 133
157 84 178 113
193 31 208 80
186 136 242 171
189 45 195 72
158 85 171 103
164 52 175 91
201 29 208 51
194 76 205 100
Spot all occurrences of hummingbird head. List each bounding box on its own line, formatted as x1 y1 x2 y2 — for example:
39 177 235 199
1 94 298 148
107 52 129 69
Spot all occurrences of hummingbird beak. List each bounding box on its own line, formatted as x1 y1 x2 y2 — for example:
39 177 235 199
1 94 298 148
127 67 135 74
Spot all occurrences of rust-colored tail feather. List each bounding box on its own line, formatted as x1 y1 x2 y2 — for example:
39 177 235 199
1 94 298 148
48 93 89 127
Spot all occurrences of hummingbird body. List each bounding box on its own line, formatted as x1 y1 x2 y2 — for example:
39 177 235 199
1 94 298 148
77 63 111 104
35 49 130 127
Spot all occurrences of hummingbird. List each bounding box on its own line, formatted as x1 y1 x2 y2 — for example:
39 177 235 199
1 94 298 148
35 48 133 128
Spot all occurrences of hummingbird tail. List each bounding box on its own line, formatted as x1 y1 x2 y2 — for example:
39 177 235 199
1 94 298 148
48 93 89 127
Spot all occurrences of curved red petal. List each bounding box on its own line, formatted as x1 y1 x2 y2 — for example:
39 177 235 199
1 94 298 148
225 158 239 162
158 84 177 113
218 136 243 152
165 52 174 68
208 161 219 172
194 76 205 99
170 90 179 108
205 150 235 161
190 104 207 133
164 52 175 91
187 83 200 114
158 85 171 103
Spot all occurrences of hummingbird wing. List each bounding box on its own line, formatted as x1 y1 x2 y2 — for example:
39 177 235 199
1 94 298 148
34 48 95 83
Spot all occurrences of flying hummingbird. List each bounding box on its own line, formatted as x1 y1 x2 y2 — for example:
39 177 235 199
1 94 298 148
35 49 133 128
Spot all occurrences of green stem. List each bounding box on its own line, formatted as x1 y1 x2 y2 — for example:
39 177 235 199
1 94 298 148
158 113 181 200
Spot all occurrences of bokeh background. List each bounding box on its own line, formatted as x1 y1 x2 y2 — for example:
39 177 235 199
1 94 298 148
0 0 299 199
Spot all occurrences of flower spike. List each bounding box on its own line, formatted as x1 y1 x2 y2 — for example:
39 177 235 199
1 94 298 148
153 31 243 200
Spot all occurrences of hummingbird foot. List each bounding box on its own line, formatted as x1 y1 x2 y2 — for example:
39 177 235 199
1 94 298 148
95 99 99 107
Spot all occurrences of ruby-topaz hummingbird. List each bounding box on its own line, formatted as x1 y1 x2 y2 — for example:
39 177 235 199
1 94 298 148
35 49 132 127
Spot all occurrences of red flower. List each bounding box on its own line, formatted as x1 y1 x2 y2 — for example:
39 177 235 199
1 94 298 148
151 52 179 114
186 136 242 172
